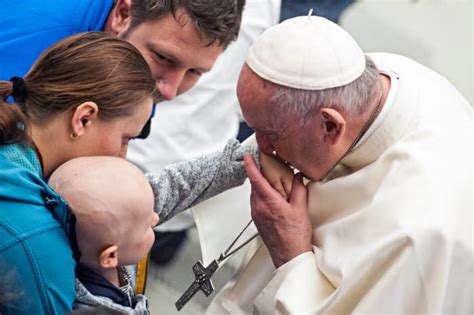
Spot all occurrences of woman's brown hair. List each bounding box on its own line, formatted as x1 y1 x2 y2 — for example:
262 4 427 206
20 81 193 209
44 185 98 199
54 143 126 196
0 32 155 145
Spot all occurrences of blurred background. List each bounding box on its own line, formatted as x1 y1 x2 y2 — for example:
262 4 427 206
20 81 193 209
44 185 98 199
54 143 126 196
145 1 473 313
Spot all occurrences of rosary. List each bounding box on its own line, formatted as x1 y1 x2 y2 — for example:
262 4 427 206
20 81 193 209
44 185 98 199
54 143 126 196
175 90 384 311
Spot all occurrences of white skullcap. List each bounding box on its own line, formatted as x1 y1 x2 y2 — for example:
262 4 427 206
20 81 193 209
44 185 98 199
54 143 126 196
247 15 365 90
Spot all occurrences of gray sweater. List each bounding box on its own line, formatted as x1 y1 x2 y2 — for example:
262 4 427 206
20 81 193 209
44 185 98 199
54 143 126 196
74 139 258 313
148 138 258 224
74 266 149 314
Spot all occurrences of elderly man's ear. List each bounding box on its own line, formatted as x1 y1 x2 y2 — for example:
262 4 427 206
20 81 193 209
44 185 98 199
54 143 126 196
319 108 346 145
99 245 119 269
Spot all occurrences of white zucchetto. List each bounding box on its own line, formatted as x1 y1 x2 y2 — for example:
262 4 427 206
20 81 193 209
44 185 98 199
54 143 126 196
246 15 365 90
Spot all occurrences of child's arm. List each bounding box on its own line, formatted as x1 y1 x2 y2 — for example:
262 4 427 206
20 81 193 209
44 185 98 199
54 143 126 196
146 138 259 223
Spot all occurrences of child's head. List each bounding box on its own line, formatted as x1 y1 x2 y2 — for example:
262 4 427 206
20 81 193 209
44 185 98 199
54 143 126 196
49 157 159 270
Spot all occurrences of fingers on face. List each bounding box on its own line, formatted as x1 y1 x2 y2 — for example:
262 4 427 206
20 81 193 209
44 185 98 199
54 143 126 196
244 154 273 193
244 153 260 182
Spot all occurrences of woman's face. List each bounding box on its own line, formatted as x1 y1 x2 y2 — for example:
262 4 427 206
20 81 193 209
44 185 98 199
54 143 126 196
79 97 153 158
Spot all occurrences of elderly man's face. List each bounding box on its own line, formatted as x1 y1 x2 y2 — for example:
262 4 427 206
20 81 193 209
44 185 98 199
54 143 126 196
238 65 333 181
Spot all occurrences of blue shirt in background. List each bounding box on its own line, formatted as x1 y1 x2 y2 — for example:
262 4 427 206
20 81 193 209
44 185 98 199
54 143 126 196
0 0 113 80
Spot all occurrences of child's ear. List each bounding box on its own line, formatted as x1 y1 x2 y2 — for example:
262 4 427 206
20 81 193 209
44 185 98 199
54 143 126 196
99 245 119 269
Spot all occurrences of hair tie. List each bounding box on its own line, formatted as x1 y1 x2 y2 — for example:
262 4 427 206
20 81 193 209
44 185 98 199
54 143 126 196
9 76 28 102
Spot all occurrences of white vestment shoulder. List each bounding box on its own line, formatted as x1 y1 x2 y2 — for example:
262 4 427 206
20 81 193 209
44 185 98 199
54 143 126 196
193 53 473 314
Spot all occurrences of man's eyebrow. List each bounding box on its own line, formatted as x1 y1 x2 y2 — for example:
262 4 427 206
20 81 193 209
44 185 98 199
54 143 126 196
265 122 290 137
258 128 274 134
252 126 277 135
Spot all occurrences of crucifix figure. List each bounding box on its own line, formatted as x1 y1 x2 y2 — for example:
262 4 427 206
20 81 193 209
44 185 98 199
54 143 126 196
175 260 219 310
175 220 259 311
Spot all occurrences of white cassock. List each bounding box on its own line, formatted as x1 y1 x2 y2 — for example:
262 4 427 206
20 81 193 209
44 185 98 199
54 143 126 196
192 53 473 314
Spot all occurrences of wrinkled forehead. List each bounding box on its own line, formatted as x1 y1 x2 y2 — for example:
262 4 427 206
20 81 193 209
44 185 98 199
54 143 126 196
238 67 292 134
238 66 272 112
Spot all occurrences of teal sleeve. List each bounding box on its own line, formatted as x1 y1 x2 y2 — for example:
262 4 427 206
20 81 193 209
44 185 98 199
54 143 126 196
0 146 76 314
0 211 76 314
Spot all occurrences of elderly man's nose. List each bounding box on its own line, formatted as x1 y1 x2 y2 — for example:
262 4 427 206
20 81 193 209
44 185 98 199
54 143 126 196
156 70 186 100
256 133 274 154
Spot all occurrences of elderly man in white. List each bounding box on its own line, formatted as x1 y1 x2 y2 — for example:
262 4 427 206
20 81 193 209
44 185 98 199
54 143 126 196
193 15 473 314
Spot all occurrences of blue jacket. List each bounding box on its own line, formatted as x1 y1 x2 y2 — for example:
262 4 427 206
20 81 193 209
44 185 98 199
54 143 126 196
0 144 76 314
0 0 113 80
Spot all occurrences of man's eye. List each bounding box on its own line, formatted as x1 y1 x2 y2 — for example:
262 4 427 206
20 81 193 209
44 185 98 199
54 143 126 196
188 69 202 76
262 131 279 141
155 53 171 63
268 134 279 141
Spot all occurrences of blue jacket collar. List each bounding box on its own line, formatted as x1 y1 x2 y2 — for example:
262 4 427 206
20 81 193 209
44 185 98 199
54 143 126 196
0 144 73 235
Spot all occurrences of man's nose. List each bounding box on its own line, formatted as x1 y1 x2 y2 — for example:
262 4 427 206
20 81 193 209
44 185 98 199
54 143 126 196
156 70 186 100
118 145 128 159
256 133 274 155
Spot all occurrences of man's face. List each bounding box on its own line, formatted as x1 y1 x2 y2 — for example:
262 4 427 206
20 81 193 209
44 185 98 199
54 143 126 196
121 11 223 101
238 65 332 181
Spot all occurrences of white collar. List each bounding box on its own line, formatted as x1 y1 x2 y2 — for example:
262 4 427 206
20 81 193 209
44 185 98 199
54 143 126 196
353 70 399 150
339 68 416 170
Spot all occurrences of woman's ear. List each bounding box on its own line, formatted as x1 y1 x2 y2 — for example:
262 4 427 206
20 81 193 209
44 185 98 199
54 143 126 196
107 0 132 35
70 102 99 138
319 108 346 145
99 245 119 269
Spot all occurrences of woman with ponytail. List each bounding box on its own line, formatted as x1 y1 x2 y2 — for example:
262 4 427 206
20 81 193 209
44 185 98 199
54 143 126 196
0 32 155 314
0 28 292 315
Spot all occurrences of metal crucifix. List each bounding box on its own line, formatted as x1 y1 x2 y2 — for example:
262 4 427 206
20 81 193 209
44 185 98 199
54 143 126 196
175 220 259 311
175 260 219 310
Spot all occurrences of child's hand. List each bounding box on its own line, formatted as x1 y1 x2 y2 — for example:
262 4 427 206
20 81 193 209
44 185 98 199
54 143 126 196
259 152 294 200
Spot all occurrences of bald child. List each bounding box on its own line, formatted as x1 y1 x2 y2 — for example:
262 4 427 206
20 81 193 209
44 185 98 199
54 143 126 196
49 139 294 313
49 157 155 313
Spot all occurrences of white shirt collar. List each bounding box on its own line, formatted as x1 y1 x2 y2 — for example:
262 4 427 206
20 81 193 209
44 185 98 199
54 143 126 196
353 70 399 150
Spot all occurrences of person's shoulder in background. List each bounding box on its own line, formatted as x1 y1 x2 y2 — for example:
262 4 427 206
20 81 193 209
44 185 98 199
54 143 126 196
0 0 114 80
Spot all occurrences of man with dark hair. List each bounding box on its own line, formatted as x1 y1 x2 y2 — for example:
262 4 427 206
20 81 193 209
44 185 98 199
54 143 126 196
0 0 245 101
127 0 245 46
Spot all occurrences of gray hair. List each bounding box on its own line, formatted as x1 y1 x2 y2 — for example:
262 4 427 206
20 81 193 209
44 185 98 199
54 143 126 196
270 56 381 127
